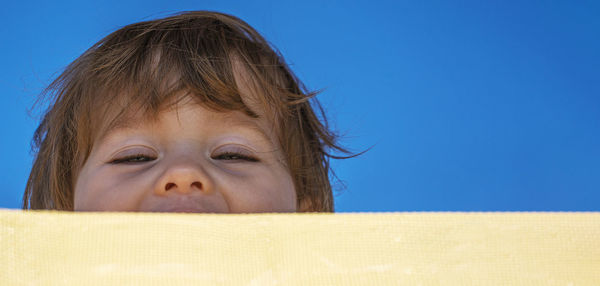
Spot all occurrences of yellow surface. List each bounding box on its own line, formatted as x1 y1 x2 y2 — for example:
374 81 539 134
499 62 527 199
1 210 599 285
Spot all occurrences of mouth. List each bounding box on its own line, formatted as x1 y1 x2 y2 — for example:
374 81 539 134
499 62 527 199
161 207 207 213
148 199 224 214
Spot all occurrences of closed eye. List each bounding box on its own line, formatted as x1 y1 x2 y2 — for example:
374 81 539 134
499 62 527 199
110 154 156 164
212 152 259 162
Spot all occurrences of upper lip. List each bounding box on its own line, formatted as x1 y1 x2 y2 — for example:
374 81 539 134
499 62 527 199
160 206 206 213
149 197 223 213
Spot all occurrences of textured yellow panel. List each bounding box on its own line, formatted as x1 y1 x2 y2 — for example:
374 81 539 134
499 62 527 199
1 209 599 285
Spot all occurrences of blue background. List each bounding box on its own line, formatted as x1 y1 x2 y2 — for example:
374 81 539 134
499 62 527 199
1 1 598 211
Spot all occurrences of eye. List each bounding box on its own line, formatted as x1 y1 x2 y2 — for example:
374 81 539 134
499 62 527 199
109 153 157 164
213 152 259 162
212 146 259 162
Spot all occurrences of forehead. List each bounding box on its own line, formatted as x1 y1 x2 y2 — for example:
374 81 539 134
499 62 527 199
115 103 270 133
93 93 277 144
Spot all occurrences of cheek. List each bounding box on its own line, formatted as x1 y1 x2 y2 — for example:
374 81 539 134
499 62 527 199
223 170 297 213
74 167 151 211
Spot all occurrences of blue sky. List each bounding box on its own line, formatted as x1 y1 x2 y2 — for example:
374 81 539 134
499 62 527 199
1 1 598 211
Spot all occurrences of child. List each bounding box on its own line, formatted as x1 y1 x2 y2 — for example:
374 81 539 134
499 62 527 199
22 11 348 213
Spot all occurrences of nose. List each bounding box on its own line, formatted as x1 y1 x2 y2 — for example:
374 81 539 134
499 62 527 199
154 162 214 196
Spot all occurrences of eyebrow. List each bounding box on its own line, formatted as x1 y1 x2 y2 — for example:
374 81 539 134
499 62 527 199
101 113 276 146
219 115 276 145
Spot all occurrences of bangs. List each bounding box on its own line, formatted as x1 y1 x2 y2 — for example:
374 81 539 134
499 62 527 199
78 12 292 148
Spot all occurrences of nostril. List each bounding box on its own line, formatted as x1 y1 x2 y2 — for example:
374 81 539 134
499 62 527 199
165 183 176 191
191 182 202 190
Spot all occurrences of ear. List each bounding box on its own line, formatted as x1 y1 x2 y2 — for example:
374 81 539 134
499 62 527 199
297 196 314 212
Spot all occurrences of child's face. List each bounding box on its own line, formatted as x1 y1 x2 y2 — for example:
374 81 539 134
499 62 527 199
73 98 297 213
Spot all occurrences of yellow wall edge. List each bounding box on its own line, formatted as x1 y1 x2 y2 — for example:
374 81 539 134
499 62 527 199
1 209 599 285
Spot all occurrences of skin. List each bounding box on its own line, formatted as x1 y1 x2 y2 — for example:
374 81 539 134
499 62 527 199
73 98 297 213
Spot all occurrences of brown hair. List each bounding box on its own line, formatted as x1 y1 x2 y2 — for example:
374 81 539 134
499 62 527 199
23 11 349 212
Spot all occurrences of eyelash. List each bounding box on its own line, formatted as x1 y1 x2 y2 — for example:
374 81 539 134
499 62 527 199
212 152 259 162
109 154 155 164
109 152 259 164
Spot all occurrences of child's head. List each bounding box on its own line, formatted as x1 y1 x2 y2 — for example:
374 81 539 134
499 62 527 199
23 11 346 213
